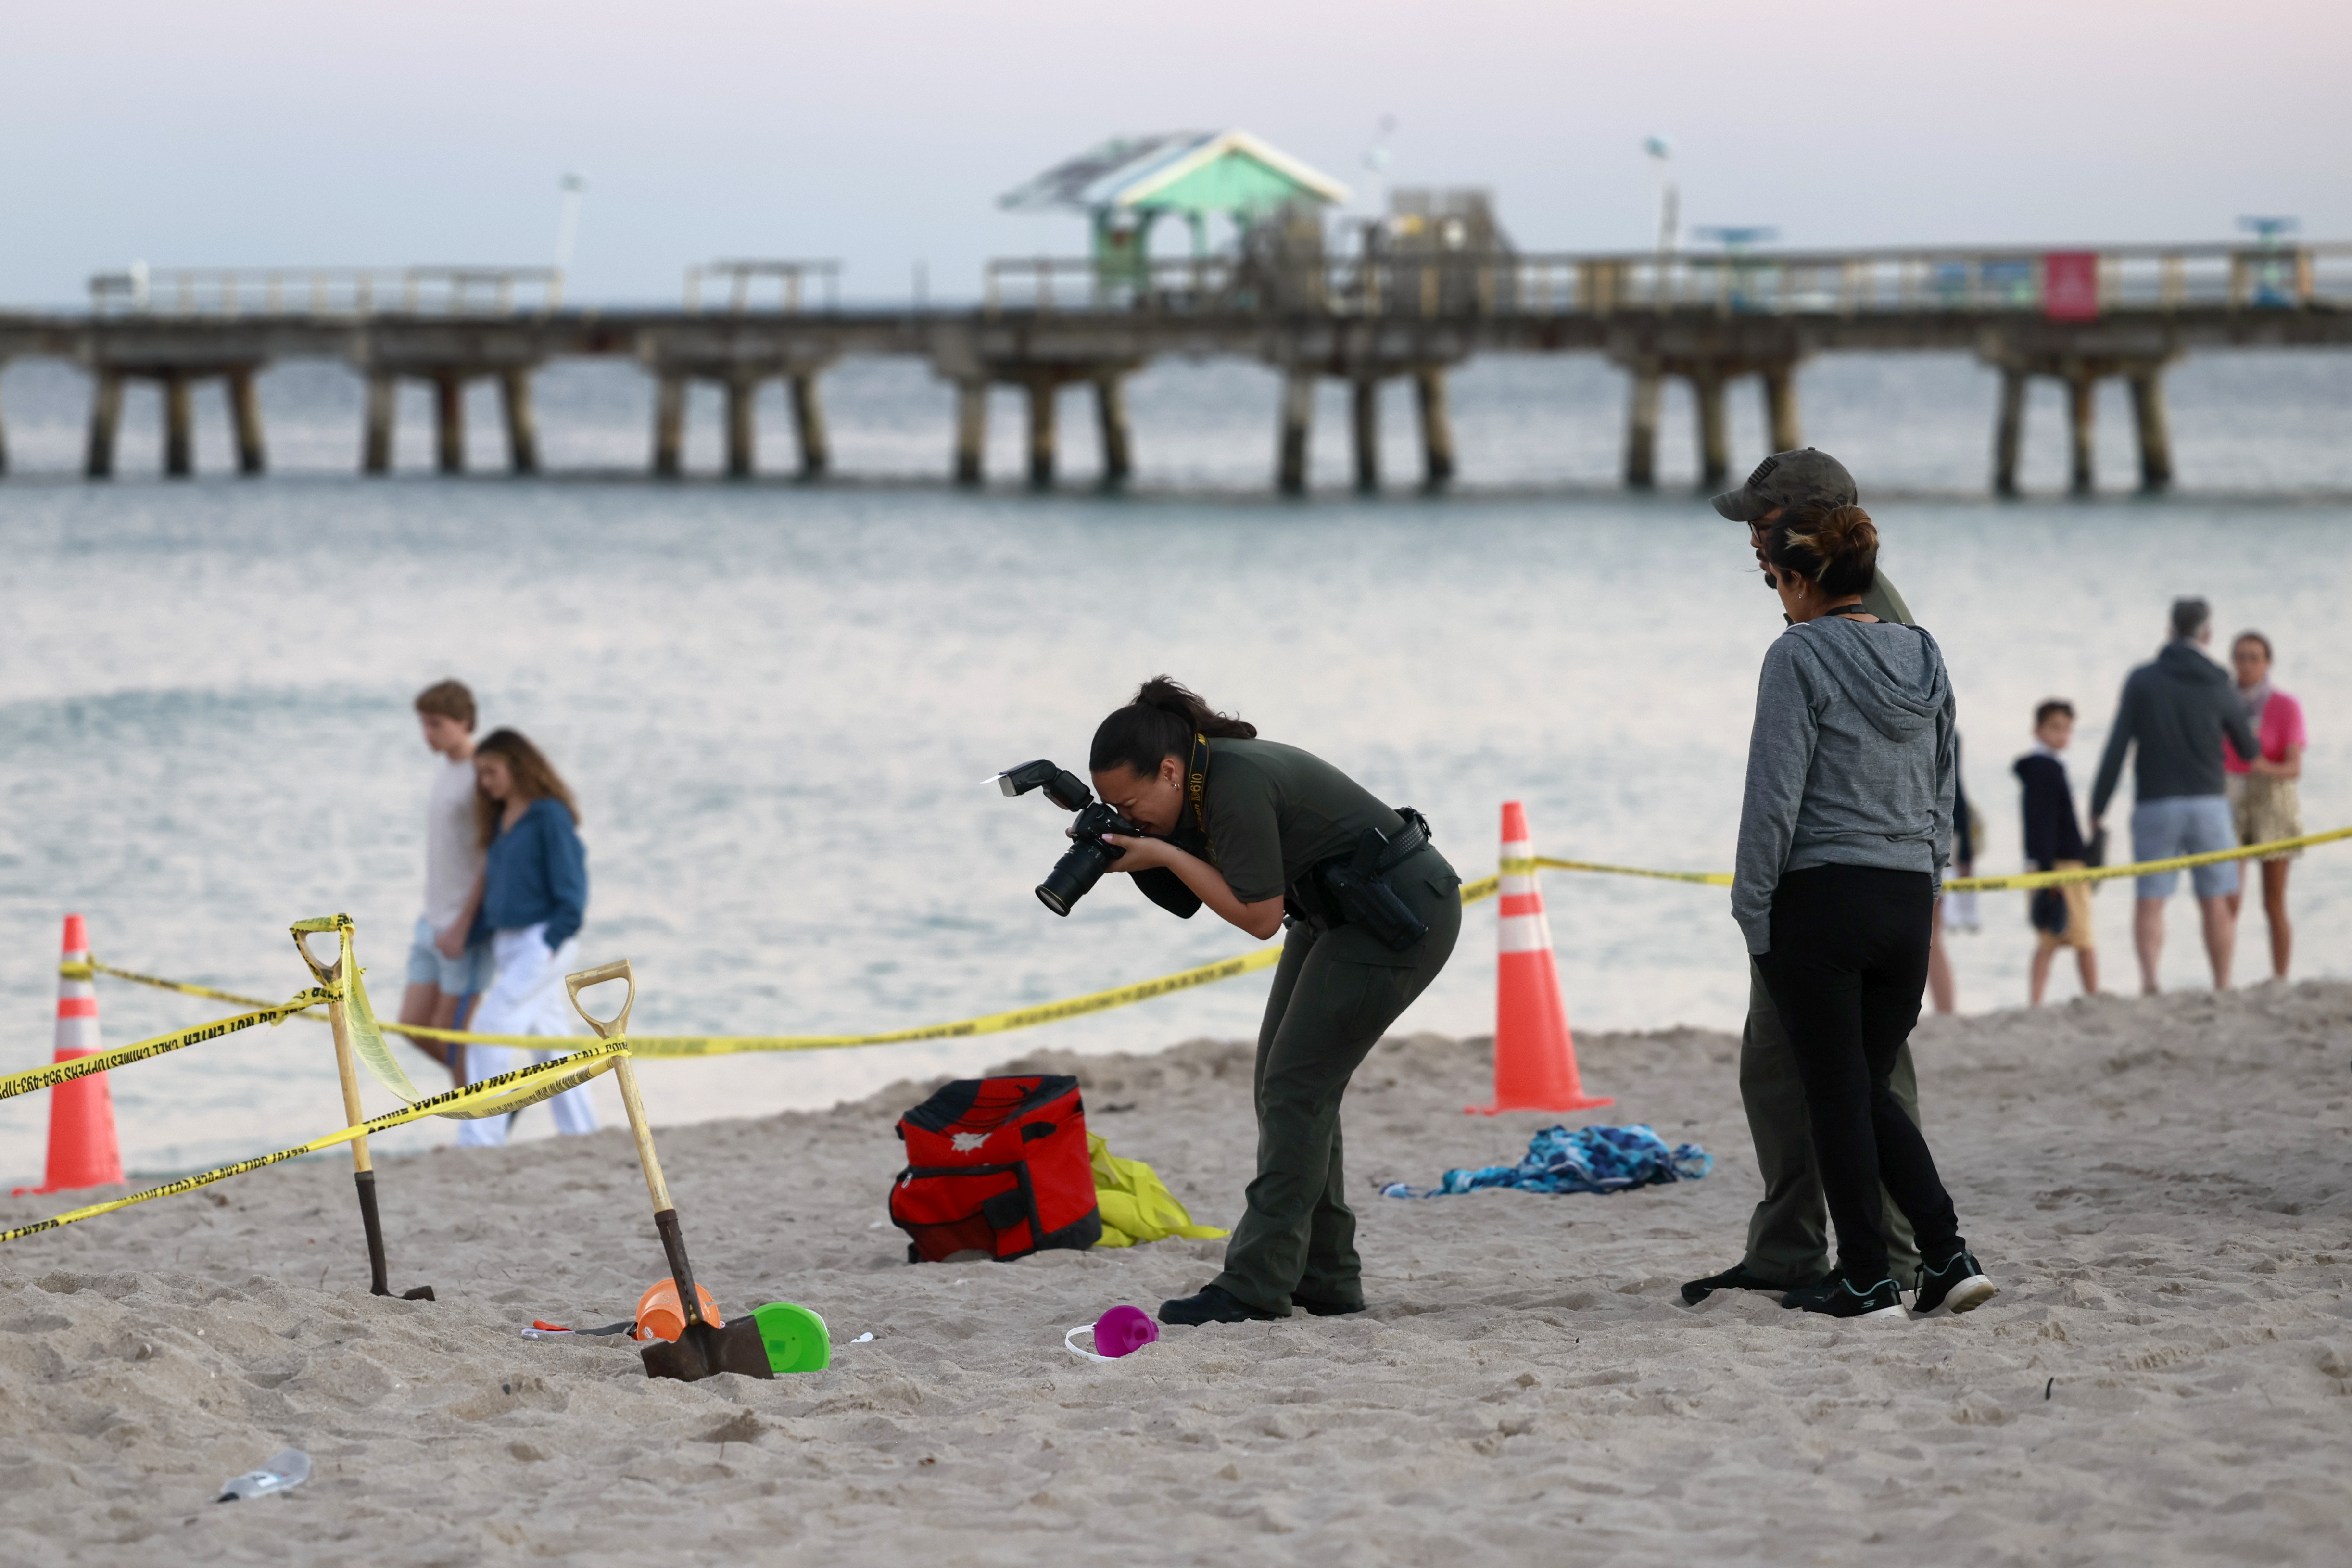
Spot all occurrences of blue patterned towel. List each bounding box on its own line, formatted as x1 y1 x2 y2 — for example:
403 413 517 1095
1381 1124 1710 1199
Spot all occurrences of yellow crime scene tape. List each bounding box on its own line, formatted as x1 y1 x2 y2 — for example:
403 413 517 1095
15 822 2345 1243
1943 823 2352 892
0 988 332 1104
0 1043 626 1246
48 822 2348 1068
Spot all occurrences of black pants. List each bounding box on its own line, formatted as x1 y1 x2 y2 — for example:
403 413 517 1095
1210 849 1462 1314
1757 864 1962 1285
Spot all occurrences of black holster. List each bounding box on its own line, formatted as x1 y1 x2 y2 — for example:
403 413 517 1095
1291 809 1433 953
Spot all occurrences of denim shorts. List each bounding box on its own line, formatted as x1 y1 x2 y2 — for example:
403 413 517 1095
2130 795 2239 900
407 915 492 997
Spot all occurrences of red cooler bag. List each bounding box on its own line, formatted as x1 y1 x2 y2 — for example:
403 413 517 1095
889 1075 1102 1262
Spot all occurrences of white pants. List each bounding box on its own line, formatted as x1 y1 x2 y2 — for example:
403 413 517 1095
456 924 600 1147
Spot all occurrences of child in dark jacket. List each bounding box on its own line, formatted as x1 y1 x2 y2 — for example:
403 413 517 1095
2014 700 2100 1004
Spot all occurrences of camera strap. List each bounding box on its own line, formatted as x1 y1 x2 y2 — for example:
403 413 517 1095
1186 733 1211 839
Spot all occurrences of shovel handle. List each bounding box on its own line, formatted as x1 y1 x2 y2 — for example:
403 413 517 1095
292 918 373 1176
564 960 708 1336
565 960 635 1039
290 915 354 987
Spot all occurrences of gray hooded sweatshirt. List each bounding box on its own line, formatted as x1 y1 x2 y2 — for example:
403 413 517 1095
1732 616 1957 955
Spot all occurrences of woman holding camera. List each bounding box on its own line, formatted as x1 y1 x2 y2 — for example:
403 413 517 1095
1086 677 1461 1326
1732 506 1995 1319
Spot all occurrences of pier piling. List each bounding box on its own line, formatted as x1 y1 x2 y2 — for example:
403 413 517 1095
84 371 122 479
2129 367 2173 492
433 373 466 475
163 372 194 478
1094 373 1130 488
791 372 830 478
1416 367 1455 489
1993 367 2027 498
1623 363 1661 489
1762 364 1801 452
953 380 986 486
653 375 686 478
725 373 758 479
227 368 266 476
1277 370 1315 495
362 373 395 475
1692 369 1729 489
2065 369 2096 496
1026 377 1058 488
500 369 539 475
1351 378 1380 492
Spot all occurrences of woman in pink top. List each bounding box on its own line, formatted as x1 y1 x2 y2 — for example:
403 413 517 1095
2225 630 2306 979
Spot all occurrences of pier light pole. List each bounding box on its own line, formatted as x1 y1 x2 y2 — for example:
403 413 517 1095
555 174 587 279
1644 137 1677 305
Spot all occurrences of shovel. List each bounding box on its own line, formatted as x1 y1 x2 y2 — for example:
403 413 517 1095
293 916 435 1302
565 960 771 1382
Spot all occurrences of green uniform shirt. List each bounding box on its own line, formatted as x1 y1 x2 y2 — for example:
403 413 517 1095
1782 570 1912 627
1201 738 1404 905
1862 570 1913 626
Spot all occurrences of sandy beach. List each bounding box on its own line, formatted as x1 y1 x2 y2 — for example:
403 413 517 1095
2 981 2348 1565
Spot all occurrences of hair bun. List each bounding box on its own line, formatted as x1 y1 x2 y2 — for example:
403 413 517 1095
1769 503 1880 599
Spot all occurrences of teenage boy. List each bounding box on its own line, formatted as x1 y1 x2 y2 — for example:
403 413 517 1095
399 681 490 1085
1681 448 1928 1308
2014 700 2099 1005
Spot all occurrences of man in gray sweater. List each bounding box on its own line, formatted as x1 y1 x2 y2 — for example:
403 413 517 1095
1682 448 1930 1307
2089 597 2260 993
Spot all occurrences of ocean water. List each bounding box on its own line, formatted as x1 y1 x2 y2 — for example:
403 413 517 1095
0 350 2347 1179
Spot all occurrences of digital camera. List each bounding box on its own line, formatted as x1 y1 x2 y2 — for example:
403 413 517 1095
995 760 1144 916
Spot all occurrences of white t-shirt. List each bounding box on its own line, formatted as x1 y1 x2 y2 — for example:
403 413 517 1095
422 756 484 932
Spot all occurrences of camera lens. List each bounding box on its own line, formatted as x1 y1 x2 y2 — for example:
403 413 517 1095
1037 838 1114 917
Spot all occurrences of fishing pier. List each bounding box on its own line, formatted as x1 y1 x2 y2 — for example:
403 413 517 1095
1 242 2347 496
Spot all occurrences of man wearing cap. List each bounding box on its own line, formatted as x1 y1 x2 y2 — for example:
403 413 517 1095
1682 448 1928 1307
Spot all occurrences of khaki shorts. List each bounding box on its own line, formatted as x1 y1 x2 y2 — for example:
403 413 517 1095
2227 771 2303 861
2035 861 2097 953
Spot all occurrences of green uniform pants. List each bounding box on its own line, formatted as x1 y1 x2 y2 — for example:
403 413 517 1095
1212 853 1462 1315
1739 956 1923 1289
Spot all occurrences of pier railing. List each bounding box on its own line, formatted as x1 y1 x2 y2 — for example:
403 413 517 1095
982 242 2352 319
682 260 843 314
86 265 566 318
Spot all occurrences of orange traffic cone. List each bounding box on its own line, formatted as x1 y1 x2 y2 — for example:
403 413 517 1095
15 914 125 1194
1467 802 1613 1116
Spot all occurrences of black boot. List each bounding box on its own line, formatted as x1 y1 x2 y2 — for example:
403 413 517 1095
1158 1284 1282 1326
1290 1294 1365 1317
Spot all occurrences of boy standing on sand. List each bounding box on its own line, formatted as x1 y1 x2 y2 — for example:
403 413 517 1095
398 681 491 1086
2014 700 2099 1005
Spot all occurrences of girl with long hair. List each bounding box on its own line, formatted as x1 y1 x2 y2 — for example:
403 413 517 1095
452 728 599 1147
2224 631 2306 980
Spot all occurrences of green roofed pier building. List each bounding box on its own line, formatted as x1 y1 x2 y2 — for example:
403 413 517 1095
999 130 1351 294
977 131 1354 490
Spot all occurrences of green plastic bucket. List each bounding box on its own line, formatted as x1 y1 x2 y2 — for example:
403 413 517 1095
750 1302 831 1374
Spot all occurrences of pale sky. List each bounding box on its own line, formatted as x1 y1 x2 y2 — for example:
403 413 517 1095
2 0 2345 305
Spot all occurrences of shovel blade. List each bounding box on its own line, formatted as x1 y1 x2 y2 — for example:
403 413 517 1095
640 1317 775 1382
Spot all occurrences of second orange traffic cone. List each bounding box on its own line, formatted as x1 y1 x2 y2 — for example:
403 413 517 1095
14 914 126 1195
1466 802 1612 1116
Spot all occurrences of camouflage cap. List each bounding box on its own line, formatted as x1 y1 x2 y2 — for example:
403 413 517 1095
1710 448 1858 521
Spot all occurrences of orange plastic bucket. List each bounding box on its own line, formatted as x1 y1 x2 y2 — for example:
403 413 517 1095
633 1278 723 1342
